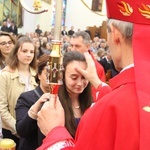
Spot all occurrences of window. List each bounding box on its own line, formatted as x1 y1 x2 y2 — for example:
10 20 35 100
0 0 22 27
51 0 67 26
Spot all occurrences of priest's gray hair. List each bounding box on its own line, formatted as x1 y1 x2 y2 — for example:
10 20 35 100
107 18 133 44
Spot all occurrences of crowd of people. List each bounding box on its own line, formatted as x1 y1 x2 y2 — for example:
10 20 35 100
0 18 122 149
0 27 112 149
36 0 150 149
1 18 18 36
1 19 115 79
0 0 148 149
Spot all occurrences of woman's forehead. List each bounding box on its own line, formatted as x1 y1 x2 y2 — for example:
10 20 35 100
66 61 87 71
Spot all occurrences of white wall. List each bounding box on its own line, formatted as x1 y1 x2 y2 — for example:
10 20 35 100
22 0 36 34
65 0 107 31
21 0 107 34
21 0 53 34
34 1 53 32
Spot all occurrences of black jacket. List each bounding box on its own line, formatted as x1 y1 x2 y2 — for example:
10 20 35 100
15 86 45 150
61 30 68 36
10 25 18 35
68 30 75 36
99 58 119 78
1 26 11 32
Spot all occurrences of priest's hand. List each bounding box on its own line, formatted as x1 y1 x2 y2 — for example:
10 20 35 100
76 52 102 89
37 94 65 136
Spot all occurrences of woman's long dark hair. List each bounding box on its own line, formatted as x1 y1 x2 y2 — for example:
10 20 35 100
58 51 93 138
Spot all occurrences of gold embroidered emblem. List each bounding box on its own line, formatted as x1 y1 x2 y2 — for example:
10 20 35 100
138 4 150 19
143 106 150 112
117 1 133 16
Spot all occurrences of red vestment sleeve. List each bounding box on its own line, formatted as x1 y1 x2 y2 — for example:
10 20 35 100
37 126 74 150
92 83 112 102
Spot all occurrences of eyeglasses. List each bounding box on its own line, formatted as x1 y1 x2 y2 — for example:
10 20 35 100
0 41 13 46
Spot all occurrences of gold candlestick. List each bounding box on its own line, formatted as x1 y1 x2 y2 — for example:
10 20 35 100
0 138 16 150
46 0 63 95
46 40 63 94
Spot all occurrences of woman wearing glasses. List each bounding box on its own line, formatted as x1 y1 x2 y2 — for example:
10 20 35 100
0 31 15 71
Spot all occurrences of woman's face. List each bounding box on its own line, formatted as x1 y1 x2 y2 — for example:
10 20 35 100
65 60 89 96
38 66 50 93
17 42 35 66
35 41 40 49
46 43 51 50
0 35 14 57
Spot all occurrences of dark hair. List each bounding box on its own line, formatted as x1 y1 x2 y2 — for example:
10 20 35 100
42 41 47 49
58 51 93 138
6 36 37 70
36 40 44 59
16 34 26 40
35 54 49 83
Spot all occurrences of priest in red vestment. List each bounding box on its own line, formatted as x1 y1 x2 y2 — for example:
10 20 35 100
37 0 150 149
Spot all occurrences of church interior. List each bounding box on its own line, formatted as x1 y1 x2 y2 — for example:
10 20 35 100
0 0 107 39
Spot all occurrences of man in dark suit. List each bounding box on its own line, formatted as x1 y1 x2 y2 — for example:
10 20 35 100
68 26 75 36
99 51 119 79
99 51 111 74
1 21 10 32
61 26 68 36
85 27 92 38
35 24 42 36
9 21 18 35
